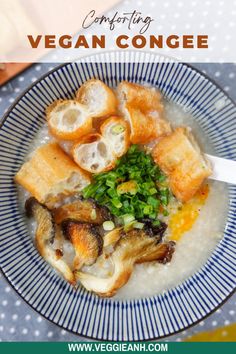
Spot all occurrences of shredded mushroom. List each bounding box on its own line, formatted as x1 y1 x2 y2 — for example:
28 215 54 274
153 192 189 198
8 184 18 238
77 229 175 297
52 198 111 225
62 220 103 271
25 197 75 285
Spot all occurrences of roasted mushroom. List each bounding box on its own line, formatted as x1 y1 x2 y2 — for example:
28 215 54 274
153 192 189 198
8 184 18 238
53 199 111 225
103 227 124 247
25 197 75 284
77 229 175 297
103 221 167 248
62 220 103 271
136 241 175 264
142 219 168 239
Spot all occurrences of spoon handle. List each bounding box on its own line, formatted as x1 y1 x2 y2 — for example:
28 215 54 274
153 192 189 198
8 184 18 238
206 154 236 184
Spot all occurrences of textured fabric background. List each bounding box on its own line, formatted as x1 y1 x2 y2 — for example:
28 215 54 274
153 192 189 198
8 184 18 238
0 63 235 342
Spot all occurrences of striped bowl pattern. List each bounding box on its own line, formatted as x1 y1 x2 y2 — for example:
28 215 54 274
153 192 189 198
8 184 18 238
0 52 236 341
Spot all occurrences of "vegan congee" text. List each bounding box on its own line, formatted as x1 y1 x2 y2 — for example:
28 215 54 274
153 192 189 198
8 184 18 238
27 34 208 49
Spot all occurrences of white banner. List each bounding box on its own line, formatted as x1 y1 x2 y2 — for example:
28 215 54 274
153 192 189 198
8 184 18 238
0 0 235 63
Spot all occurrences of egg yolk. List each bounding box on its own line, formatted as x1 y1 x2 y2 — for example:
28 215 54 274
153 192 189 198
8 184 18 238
169 184 209 241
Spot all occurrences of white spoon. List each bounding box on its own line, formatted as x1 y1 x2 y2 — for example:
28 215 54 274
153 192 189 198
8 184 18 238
206 154 236 184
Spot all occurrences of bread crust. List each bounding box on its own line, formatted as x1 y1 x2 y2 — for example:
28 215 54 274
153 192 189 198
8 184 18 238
117 81 171 144
15 143 91 207
152 127 212 202
46 100 93 140
76 79 117 118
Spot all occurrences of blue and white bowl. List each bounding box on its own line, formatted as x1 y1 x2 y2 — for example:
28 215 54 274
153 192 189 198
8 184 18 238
0 52 235 340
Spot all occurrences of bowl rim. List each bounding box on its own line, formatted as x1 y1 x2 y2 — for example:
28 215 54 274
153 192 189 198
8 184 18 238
0 51 235 341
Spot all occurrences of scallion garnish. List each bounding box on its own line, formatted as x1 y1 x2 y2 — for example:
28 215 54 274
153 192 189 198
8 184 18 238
82 145 171 223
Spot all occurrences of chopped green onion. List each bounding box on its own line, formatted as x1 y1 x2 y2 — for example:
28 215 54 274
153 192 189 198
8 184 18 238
107 188 118 198
147 196 160 208
111 124 125 135
124 221 136 232
149 187 157 195
106 179 116 188
90 209 97 220
122 214 135 225
111 198 122 208
162 209 169 216
103 221 115 231
158 174 166 182
149 211 157 219
143 205 152 215
82 145 170 223
133 222 144 229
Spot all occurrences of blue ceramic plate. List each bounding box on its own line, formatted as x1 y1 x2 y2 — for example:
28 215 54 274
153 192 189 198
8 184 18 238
0 52 235 340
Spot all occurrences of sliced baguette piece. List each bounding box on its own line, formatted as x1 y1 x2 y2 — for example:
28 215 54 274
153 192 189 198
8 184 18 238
72 133 116 174
76 79 117 119
46 99 93 140
15 143 91 208
117 81 171 144
100 116 130 157
152 127 212 202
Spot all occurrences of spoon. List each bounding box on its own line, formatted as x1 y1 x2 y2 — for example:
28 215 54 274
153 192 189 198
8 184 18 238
206 154 236 184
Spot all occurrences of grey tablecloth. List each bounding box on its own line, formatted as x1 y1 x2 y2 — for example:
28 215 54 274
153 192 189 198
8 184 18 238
0 63 235 342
